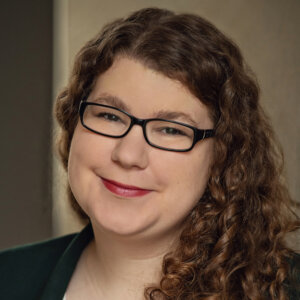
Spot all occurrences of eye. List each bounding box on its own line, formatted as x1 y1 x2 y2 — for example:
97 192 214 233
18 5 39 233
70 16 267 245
97 112 121 122
159 127 187 136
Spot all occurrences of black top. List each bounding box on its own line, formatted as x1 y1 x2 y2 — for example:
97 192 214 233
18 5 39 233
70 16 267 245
0 223 299 299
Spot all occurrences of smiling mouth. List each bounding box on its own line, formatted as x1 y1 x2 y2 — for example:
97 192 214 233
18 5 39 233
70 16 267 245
100 177 152 197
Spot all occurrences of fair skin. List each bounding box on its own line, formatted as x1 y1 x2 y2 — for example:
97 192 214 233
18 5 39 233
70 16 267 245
66 57 214 299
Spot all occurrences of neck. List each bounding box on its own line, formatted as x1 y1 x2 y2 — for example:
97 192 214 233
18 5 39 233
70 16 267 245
84 220 181 299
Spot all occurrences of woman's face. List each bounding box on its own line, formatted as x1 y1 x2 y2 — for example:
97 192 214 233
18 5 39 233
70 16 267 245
68 57 214 239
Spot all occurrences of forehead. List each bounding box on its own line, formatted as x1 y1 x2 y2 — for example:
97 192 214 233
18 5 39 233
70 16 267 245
88 57 212 127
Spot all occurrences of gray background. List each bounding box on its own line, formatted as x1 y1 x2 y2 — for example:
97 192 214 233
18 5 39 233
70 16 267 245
0 0 53 249
1 0 299 249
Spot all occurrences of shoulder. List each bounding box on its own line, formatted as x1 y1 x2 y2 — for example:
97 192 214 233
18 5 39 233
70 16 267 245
0 233 77 300
286 252 300 299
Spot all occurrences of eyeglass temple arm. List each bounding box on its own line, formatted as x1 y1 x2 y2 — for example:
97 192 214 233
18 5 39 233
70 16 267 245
195 129 214 142
203 129 214 139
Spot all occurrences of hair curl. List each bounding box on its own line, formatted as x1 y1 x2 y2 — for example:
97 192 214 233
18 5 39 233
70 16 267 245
54 7 299 299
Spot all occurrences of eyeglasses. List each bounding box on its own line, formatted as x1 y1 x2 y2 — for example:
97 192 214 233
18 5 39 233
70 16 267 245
79 101 214 152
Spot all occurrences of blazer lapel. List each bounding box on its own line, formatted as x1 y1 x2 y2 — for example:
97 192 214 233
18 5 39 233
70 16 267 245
39 223 93 300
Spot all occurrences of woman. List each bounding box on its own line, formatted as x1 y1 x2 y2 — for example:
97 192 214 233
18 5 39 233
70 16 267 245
0 7 299 300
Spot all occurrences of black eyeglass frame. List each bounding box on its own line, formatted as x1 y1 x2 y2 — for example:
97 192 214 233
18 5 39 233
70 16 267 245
79 101 214 152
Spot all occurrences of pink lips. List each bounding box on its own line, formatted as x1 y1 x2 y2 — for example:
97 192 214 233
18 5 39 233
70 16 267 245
101 177 152 197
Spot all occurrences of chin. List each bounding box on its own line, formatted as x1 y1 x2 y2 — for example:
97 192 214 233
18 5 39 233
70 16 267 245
90 208 159 237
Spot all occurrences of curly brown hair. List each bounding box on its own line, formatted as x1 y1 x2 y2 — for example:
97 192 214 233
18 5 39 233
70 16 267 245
54 7 299 300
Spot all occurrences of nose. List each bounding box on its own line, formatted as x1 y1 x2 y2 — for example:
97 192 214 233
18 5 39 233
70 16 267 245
111 125 149 169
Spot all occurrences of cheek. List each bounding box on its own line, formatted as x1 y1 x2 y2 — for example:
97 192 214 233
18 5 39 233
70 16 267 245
67 127 111 202
68 126 112 170
67 131 89 205
150 152 211 232
68 129 92 179
157 141 213 207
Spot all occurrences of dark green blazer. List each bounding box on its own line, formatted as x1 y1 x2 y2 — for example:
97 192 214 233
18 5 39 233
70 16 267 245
0 224 299 300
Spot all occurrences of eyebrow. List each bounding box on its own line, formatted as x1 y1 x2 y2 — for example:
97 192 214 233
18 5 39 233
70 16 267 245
154 111 199 127
91 94 130 112
90 93 199 127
